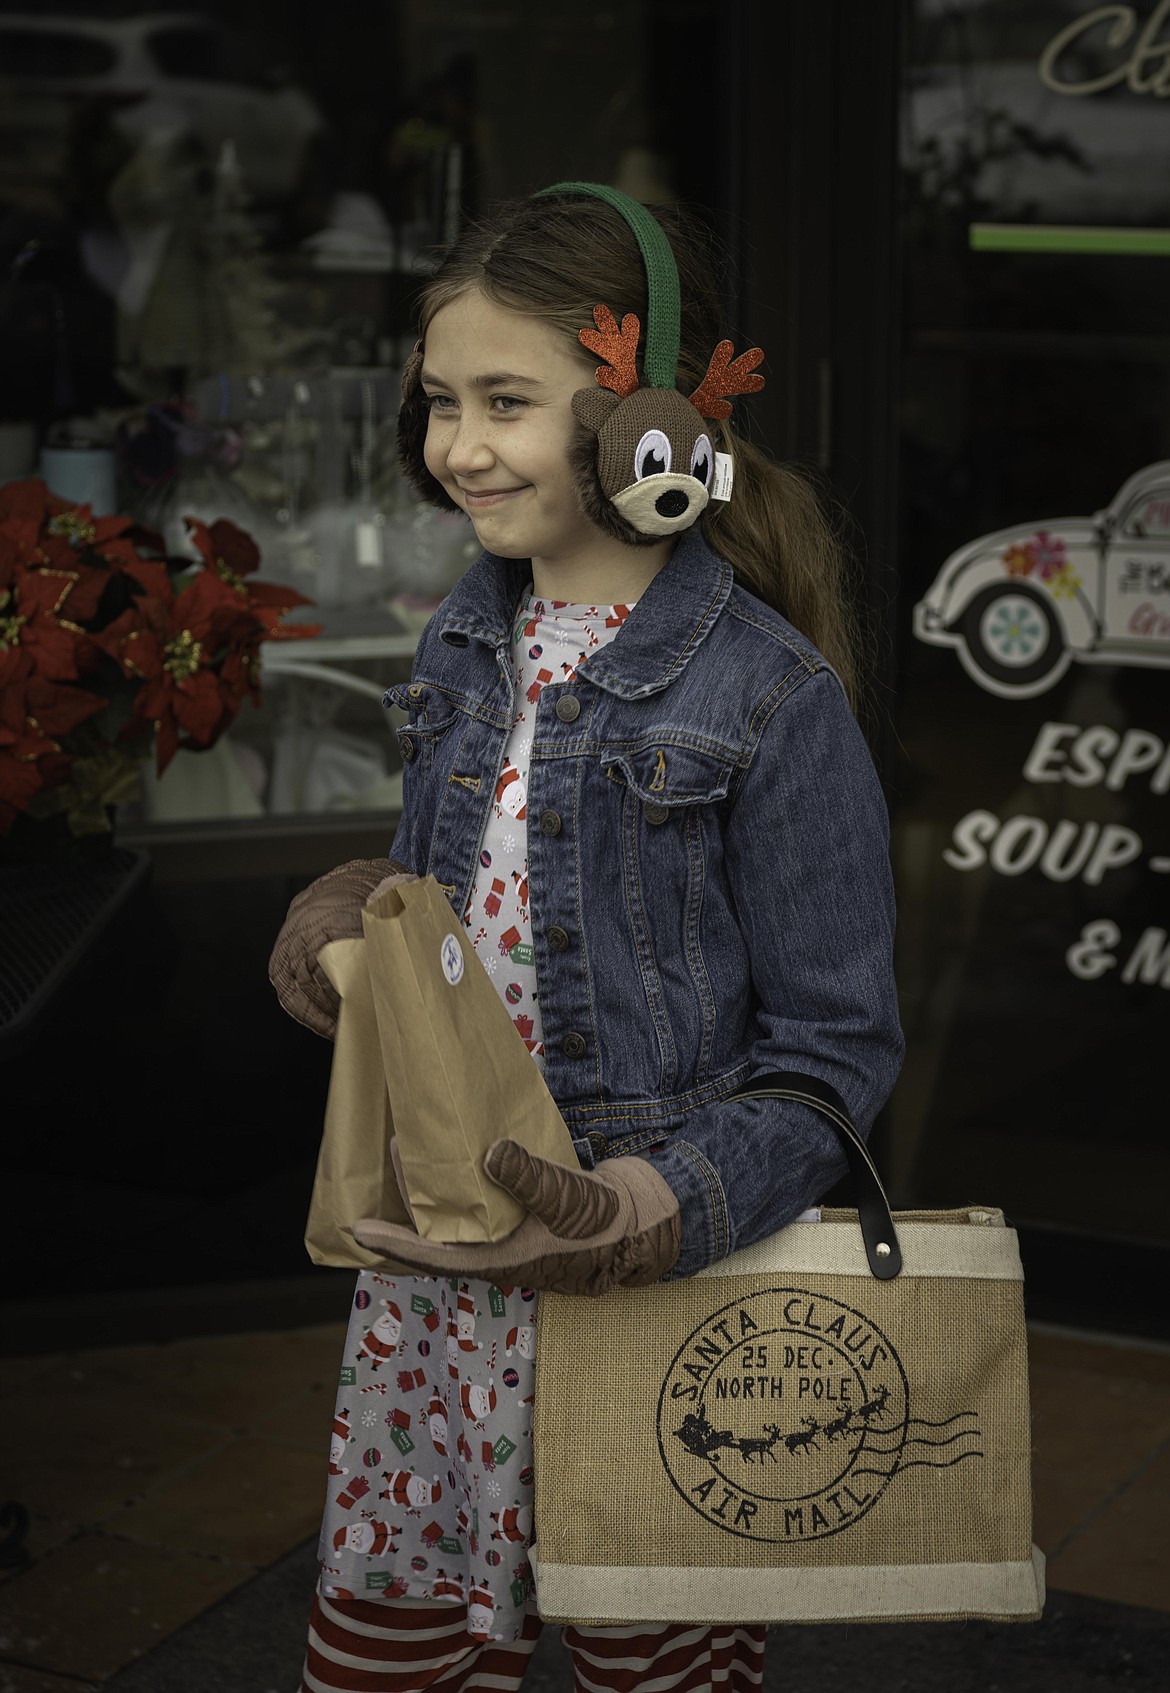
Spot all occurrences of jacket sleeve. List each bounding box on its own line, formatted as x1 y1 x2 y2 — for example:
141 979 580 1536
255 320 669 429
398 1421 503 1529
641 666 904 1276
384 610 443 875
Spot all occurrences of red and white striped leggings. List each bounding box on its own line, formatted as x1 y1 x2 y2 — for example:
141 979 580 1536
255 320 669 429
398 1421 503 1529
302 1588 767 1692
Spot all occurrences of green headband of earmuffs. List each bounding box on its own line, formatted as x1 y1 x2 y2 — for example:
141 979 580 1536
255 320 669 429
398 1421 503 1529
536 180 765 538
536 181 682 389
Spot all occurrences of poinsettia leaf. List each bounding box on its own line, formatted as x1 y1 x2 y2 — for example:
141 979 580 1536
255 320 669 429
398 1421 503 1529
91 604 142 658
216 648 261 713
92 536 145 573
15 568 70 618
122 555 175 602
90 514 134 545
17 614 83 681
173 669 226 741
246 580 317 617
36 532 82 570
43 561 109 624
0 646 33 708
185 515 262 581
209 517 261 575
176 567 242 632
0 718 58 760
23 675 109 735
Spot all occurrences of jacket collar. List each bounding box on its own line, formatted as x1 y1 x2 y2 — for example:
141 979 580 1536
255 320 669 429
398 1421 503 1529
434 527 734 700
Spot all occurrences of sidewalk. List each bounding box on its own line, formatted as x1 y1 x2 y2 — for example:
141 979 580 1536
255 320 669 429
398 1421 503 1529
1 1307 1167 1690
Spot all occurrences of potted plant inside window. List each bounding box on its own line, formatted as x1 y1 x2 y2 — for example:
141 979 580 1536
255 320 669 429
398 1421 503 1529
0 477 318 858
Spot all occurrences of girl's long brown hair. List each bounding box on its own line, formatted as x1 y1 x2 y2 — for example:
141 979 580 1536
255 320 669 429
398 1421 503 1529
403 193 860 709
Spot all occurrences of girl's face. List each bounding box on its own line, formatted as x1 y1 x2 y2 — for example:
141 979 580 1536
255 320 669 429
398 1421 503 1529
421 289 596 572
421 289 672 598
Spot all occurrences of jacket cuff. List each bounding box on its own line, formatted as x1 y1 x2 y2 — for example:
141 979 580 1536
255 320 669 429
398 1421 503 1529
645 1139 730 1277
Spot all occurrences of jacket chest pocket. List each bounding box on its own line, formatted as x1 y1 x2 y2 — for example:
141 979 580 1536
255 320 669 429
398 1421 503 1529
387 681 463 772
600 740 736 1089
603 740 734 823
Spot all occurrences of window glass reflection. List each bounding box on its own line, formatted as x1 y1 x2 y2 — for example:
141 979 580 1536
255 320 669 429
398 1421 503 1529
894 0 1170 1244
0 0 723 832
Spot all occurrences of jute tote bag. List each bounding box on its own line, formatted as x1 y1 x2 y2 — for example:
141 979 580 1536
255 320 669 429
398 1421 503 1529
531 1074 1044 1627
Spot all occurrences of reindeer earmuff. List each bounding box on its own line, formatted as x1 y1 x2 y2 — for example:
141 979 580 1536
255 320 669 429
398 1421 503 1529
542 180 765 540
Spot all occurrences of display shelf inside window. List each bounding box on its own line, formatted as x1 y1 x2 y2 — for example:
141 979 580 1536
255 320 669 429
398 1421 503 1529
120 603 425 828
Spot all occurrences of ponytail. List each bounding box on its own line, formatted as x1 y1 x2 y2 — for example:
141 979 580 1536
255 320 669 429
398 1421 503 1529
703 434 861 712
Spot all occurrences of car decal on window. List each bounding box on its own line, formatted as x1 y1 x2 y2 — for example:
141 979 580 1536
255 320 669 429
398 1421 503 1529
913 461 1170 698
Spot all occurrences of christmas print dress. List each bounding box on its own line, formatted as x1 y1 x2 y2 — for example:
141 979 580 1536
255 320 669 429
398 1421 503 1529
318 594 631 1642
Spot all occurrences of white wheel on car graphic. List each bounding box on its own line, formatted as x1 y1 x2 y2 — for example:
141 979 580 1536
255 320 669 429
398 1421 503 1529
958 583 1070 696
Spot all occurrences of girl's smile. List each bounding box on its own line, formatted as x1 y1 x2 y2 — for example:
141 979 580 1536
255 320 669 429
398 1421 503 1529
460 486 529 507
420 288 673 600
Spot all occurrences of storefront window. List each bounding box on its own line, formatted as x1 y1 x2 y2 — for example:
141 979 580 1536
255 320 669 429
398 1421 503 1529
894 0 1170 1256
0 0 723 837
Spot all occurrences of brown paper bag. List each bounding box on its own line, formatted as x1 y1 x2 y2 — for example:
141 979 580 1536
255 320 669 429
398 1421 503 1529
303 936 413 1269
361 875 577 1242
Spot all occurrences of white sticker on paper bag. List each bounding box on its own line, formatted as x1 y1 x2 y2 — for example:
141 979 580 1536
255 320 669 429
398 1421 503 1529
440 933 464 985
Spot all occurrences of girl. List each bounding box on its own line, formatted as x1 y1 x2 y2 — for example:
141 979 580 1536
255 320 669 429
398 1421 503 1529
270 183 903 1692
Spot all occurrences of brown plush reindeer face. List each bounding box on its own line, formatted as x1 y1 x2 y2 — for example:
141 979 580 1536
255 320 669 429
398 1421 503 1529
570 305 764 539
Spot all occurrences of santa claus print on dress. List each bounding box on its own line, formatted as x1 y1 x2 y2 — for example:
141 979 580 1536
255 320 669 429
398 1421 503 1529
495 765 526 820
459 595 631 1075
318 1275 541 1638
355 1301 403 1370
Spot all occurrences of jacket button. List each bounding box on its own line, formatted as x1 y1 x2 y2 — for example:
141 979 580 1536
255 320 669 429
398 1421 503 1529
586 1129 608 1161
547 925 570 951
644 801 670 824
555 694 581 722
562 1031 586 1059
398 733 417 762
539 809 562 837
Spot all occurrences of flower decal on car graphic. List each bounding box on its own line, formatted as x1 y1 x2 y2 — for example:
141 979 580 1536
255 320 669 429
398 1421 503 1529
1000 530 1077 594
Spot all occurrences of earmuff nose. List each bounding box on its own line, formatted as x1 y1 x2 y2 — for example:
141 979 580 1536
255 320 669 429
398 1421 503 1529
611 475 709 536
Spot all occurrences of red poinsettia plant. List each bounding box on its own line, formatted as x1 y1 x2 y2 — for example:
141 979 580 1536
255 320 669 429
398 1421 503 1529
0 478 319 841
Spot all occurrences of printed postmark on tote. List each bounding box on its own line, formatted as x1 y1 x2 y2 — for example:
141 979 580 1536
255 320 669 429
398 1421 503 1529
657 1288 983 1544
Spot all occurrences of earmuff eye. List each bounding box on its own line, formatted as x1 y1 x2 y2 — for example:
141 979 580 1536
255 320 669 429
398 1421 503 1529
634 429 672 481
690 434 714 488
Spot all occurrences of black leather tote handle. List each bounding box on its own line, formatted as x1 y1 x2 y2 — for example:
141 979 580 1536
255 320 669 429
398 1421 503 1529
730 1071 902 1280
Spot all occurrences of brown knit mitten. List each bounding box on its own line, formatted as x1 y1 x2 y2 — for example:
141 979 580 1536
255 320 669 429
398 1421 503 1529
268 858 413 1039
353 1139 681 1294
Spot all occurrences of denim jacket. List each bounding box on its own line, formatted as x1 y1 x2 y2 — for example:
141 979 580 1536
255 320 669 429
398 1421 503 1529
385 527 903 1276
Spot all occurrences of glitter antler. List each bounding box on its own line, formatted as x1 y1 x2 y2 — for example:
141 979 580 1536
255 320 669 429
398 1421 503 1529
688 341 766 420
579 304 642 398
